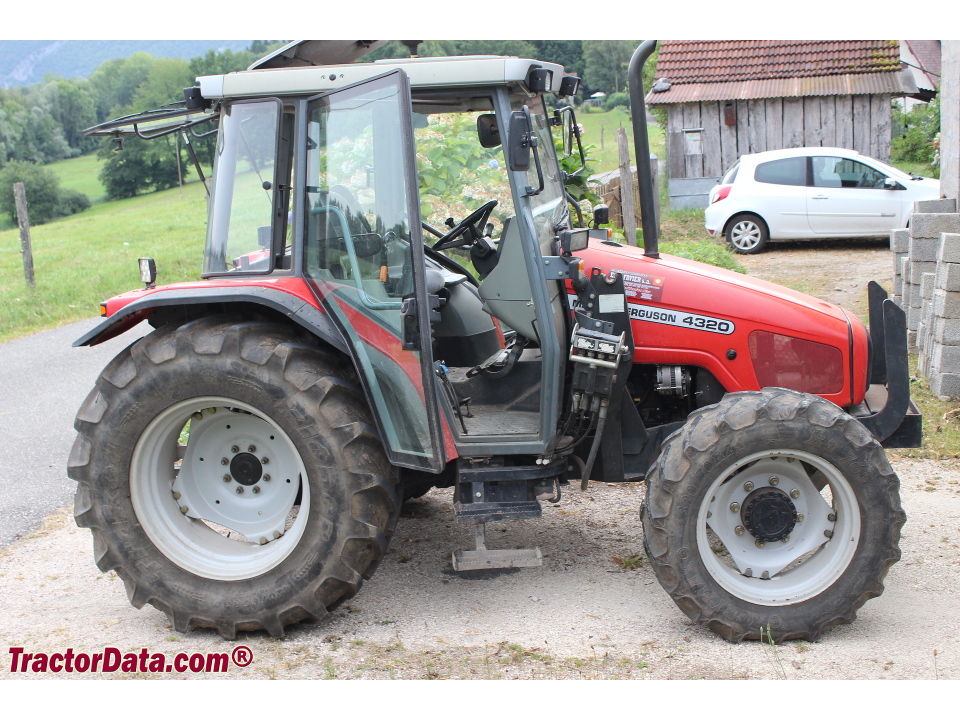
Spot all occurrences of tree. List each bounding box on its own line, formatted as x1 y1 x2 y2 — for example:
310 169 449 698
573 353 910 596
583 40 639 94
529 40 584 78
0 160 88 224
88 53 156 121
98 134 184 200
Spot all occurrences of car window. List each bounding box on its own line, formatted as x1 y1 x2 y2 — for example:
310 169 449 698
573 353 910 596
754 157 807 186
813 156 888 189
721 163 739 184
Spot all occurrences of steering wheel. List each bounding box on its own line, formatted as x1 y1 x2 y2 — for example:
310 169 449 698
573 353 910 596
431 200 498 252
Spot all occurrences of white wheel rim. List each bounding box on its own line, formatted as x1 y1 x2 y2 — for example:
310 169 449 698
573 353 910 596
697 449 860 606
130 397 310 580
730 221 761 250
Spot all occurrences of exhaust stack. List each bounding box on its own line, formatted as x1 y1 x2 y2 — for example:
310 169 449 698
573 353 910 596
628 40 659 258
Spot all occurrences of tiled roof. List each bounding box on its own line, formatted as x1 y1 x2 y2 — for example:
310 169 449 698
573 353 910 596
647 40 913 104
654 40 903 85
903 39 941 83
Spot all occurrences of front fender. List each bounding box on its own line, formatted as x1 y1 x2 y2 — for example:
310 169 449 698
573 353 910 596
73 284 348 354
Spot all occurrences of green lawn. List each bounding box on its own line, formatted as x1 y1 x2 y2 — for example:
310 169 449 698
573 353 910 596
0 179 208 343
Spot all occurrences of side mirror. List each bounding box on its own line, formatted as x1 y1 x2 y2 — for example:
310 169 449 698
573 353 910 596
508 110 532 171
553 106 586 176
884 177 903 190
477 114 501 148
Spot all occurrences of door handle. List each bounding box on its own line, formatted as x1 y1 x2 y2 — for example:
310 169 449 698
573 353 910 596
811 195 829 200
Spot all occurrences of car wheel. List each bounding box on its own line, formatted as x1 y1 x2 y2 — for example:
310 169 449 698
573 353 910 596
726 214 769 254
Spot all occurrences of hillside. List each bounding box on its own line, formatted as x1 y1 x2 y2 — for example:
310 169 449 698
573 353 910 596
0 40 253 88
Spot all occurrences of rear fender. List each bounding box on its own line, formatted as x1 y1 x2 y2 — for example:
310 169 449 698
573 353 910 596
73 285 348 354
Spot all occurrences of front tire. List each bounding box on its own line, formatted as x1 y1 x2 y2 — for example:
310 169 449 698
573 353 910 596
726 213 769 254
642 388 905 642
68 315 399 638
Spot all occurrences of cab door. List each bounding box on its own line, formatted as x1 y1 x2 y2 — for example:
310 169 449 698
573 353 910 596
301 70 444 472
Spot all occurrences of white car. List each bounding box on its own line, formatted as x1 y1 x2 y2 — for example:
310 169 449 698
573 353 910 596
704 147 940 254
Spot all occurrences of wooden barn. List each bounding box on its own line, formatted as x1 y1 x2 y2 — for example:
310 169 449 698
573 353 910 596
646 40 922 208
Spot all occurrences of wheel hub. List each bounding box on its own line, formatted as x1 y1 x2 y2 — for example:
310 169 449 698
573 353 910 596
741 487 797 542
230 452 263 486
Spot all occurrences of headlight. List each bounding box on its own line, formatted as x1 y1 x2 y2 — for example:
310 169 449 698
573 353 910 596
748 331 844 395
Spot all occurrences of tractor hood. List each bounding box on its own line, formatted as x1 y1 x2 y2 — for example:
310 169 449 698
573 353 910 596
576 240 866 406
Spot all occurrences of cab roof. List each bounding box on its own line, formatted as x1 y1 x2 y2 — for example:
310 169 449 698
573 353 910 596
198 55 566 99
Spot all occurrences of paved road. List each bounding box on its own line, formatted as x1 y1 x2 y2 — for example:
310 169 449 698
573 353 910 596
0 318 150 547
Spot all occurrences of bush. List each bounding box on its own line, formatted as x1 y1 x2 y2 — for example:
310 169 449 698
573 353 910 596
0 160 89 225
55 187 92 217
602 92 630 112
659 239 745 274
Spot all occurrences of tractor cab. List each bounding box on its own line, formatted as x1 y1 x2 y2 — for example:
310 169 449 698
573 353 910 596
84 50 612 568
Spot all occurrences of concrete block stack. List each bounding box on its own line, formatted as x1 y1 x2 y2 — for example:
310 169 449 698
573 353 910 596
918 271 936 375
928 231 960 398
890 228 910 305
889 198 960 398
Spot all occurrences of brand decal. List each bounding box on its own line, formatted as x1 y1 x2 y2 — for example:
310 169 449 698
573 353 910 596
629 304 735 335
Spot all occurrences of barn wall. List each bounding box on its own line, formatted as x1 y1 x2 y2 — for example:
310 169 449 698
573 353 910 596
664 95 893 181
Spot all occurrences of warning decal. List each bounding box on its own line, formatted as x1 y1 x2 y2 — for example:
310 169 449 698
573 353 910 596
612 269 664 302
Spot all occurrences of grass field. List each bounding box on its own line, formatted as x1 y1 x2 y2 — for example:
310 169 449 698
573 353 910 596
576 108 665 175
0 179 208 343
46 153 107 202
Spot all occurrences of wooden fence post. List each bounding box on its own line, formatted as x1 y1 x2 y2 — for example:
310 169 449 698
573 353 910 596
617 127 637 243
14 182 35 287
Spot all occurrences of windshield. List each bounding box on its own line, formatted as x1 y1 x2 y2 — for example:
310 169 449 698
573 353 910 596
203 99 281 275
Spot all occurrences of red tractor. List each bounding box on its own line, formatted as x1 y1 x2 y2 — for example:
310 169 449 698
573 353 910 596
70 40 915 642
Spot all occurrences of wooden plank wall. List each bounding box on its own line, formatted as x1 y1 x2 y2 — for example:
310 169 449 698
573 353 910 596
665 94 892 179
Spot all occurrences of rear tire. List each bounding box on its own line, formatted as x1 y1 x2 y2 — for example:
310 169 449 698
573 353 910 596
68 315 399 638
641 388 905 642
726 214 769 254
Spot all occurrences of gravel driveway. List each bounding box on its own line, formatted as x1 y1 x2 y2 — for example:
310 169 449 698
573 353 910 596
1 240 957 680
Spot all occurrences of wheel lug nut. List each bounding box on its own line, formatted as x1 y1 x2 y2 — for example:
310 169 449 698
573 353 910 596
769 476 779 486
259 537 268 545
735 526 745 536
824 529 834 538
263 474 271 482
248 445 256 453
231 445 239 454
761 570 770 579
179 506 189 514
743 481 754 492
236 487 244 494
756 539 766 548
828 513 837 522
261 457 269 464
796 513 804 523
207 407 217 414
223 474 231 482
221 457 229 466
781 535 790 543
744 568 753 577
172 491 181 500
193 412 203 421
729 502 740 513
252 486 261 494
706 511 712 518
273 530 282 539
790 489 800 499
